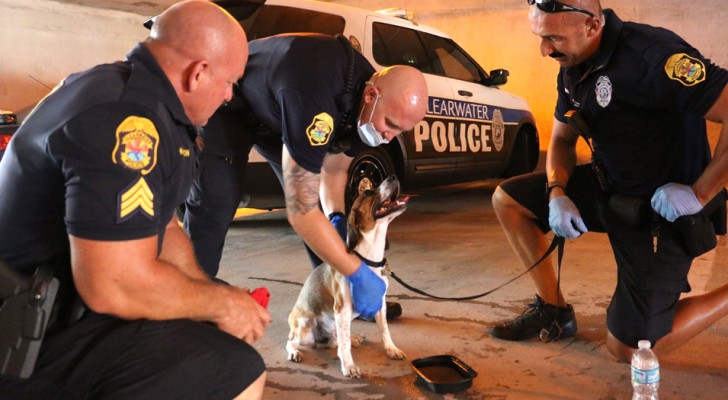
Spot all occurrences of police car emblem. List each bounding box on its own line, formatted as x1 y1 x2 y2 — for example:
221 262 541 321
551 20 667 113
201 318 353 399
665 53 706 87
492 109 505 152
306 112 334 146
595 75 612 108
112 116 159 175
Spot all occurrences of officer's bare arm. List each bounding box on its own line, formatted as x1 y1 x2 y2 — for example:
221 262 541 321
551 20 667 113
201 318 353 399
68 226 270 342
693 84 728 204
319 152 353 217
282 146 359 276
159 218 209 281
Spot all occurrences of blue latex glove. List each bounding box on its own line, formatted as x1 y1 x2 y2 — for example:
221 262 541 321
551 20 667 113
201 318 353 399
329 212 347 241
346 261 385 318
651 182 702 222
548 196 588 239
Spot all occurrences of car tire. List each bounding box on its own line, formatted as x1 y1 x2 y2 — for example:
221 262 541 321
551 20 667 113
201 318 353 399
502 128 533 178
346 147 395 211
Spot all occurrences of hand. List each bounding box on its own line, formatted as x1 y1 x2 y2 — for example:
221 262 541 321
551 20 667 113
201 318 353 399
329 212 347 241
548 196 587 239
345 261 385 318
651 182 702 222
216 285 271 344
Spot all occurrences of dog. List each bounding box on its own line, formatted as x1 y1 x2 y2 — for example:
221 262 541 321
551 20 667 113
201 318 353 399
286 175 408 378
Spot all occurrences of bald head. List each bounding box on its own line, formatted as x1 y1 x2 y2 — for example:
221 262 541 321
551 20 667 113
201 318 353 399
368 65 428 135
144 0 248 125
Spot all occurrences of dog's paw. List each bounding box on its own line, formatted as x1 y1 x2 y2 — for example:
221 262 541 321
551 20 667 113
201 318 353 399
351 334 367 347
342 363 362 378
385 346 406 360
287 350 302 363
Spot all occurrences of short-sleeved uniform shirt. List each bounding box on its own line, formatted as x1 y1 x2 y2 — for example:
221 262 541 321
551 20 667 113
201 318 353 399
0 44 197 275
239 33 376 173
555 9 728 198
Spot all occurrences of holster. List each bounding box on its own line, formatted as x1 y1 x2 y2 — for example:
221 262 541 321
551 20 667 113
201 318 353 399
673 188 728 257
0 260 59 379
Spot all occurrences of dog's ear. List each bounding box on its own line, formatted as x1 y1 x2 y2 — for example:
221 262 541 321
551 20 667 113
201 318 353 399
346 211 363 251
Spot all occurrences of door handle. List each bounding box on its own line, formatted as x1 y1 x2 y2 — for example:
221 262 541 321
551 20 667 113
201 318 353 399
458 90 473 97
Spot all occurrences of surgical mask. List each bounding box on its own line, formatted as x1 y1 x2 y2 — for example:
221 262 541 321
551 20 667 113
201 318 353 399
357 93 389 147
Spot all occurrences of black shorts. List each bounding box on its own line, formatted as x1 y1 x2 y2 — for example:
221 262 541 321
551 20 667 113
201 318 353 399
0 313 265 399
499 165 694 348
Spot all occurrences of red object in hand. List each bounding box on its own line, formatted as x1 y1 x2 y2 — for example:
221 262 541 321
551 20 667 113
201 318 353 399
250 287 270 309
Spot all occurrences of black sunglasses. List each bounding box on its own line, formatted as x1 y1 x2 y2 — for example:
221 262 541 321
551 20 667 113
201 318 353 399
527 0 595 17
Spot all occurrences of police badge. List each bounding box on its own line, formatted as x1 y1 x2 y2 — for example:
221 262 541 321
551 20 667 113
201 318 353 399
595 75 612 108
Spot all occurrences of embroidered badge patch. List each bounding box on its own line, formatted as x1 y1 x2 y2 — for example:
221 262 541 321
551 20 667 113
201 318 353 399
112 116 159 221
595 75 613 108
117 177 155 221
664 53 706 87
306 112 334 146
491 109 505 152
112 116 160 175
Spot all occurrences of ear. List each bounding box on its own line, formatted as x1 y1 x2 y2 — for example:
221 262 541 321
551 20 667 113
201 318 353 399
185 60 208 92
346 219 362 251
586 16 602 37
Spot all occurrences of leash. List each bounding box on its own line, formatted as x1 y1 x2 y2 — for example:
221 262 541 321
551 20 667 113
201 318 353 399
388 236 565 301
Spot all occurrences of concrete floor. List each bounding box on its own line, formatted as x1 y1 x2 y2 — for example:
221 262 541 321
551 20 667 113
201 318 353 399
217 181 728 400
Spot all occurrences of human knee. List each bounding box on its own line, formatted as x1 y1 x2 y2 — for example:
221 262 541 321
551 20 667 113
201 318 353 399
606 330 634 362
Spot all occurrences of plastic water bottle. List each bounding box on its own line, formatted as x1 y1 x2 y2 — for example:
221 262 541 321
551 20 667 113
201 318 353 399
631 340 660 400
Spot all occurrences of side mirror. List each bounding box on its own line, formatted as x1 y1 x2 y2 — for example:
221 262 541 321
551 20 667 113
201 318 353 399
486 69 509 87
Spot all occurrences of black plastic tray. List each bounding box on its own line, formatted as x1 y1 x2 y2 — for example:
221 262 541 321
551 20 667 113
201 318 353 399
411 354 478 393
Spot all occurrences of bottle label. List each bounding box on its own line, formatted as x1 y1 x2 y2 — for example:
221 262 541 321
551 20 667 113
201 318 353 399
631 366 660 384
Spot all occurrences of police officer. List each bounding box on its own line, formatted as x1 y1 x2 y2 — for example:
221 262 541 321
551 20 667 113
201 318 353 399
490 0 728 362
184 33 428 320
0 2 269 398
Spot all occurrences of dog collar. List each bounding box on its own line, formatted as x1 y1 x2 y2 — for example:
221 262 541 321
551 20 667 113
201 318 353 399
353 251 387 268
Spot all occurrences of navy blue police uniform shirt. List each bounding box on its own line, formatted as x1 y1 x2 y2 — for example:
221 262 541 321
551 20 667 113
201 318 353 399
0 44 197 275
240 34 376 173
555 9 728 198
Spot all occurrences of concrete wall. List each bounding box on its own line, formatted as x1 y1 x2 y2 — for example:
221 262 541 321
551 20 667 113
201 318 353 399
2 0 727 149
0 0 148 115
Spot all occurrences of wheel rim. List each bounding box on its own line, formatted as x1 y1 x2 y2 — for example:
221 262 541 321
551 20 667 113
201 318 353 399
348 155 387 206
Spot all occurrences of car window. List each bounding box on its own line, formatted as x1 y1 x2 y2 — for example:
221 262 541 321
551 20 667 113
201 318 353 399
242 5 345 40
372 22 484 84
372 23 434 74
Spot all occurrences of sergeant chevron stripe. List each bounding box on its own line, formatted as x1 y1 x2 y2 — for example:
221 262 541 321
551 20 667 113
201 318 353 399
118 177 155 221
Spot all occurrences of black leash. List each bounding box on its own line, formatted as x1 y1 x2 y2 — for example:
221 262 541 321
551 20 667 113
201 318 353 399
388 236 565 301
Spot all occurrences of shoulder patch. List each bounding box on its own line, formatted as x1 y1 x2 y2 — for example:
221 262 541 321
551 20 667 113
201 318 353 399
664 53 706 87
112 116 160 175
306 112 334 146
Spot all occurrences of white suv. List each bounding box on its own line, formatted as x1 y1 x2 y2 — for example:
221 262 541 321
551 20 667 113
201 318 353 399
176 0 540 209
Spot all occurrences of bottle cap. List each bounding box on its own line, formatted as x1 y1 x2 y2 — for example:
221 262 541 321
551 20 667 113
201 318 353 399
637 340 651 349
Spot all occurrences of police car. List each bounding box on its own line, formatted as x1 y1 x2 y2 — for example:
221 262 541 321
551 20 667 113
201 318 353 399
217 0 539 209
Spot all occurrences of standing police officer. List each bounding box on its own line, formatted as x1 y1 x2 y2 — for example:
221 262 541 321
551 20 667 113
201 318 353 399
0 2 269 398
490 0 728 362
184 33 428 320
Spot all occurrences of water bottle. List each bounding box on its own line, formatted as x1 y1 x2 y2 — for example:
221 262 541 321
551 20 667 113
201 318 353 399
631 340 660 400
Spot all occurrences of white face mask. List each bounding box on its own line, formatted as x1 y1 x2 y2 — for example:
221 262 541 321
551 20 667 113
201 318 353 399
357 93 389 147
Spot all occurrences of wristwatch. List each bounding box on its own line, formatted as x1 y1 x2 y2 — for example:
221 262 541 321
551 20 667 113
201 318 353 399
545 181 566 200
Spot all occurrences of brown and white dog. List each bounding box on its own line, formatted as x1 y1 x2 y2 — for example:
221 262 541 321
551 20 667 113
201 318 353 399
286 176 408 378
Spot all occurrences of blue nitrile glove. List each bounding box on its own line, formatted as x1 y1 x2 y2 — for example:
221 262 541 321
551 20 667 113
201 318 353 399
329 212 347 241
651 182 702 222
548 196 588 239
346 261 385 318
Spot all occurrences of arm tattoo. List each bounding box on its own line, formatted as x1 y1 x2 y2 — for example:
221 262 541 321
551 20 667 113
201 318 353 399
284 160 321 215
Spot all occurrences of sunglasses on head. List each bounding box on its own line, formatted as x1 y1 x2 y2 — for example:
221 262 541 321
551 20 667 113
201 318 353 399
527 0 595 17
